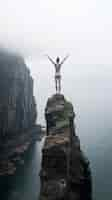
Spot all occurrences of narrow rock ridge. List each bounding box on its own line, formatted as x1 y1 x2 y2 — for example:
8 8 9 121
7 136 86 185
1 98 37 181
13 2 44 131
0 50 40 175
39 94 92 200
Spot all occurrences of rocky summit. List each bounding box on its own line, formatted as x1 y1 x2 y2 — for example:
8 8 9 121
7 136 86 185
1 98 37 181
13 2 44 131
0 50 40 175
39 94 92 200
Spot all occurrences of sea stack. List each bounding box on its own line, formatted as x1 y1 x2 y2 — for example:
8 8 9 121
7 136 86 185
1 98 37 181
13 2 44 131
39 94 92 200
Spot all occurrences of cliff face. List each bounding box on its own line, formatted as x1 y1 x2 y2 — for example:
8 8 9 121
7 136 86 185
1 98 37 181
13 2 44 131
0 50 39 175
39 94 92 200
0 51 37 137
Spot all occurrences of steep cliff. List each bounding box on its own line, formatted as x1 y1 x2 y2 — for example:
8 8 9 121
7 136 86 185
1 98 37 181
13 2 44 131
0 49 40 175
39 94 92 200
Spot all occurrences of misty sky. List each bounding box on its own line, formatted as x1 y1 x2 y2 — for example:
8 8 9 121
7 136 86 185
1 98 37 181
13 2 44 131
0 0 112 64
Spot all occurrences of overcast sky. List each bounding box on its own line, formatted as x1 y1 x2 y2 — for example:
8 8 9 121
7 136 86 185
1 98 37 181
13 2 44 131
0 0 112 64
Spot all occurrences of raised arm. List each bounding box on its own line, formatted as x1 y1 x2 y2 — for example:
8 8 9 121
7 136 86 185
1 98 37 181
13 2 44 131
60 54 69 65
46 55 56 65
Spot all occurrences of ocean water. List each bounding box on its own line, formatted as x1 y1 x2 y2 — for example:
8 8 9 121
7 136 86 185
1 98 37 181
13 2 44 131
1 64 112 199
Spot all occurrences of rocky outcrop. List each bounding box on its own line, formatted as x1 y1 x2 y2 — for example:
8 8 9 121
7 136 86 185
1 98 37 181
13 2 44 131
0 49 40 175
39 94 92 200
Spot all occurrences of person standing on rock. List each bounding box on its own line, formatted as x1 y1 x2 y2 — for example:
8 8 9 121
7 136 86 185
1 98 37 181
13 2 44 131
46 55 69 93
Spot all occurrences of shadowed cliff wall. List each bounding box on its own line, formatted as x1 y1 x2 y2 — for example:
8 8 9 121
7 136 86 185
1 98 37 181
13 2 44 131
0 49 40 175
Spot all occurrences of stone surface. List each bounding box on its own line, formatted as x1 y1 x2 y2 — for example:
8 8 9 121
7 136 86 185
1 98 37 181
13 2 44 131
0 49 40 175
0 50 37 137
39 94 92 200
45 94 75 135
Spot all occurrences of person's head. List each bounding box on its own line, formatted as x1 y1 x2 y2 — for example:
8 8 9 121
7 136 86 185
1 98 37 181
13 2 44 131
56 57 60 63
